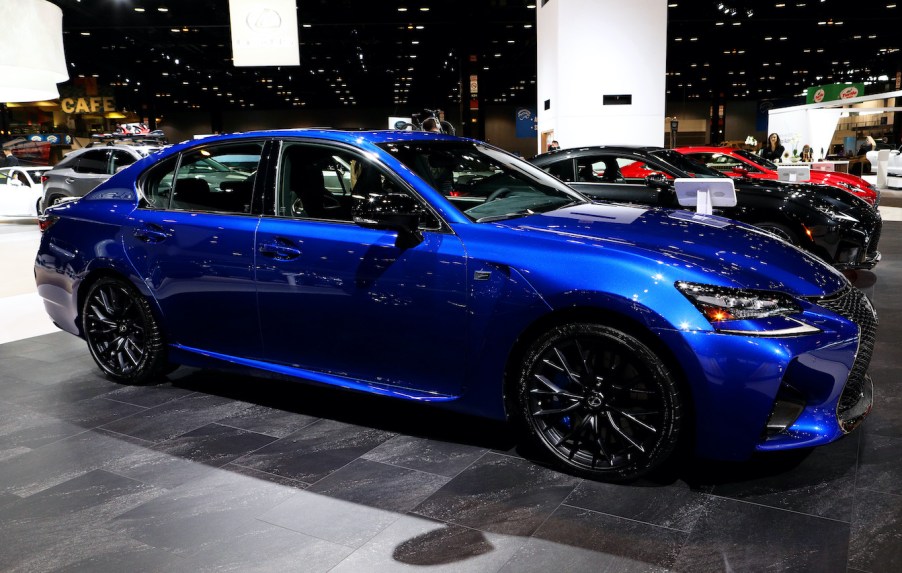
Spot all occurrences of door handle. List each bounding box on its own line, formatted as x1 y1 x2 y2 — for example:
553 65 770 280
134 223 171 243
258 240 301 260
65 177 75 184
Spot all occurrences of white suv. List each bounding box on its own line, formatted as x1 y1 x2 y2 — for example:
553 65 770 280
41 144 163 210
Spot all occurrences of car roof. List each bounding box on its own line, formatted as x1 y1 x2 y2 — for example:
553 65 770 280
532 145 666 161
0 165 50 171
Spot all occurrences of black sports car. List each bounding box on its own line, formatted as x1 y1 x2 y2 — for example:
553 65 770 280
530 146 882 270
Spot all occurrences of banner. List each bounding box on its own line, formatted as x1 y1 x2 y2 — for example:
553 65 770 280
807 83 865 104
515 107 537 138
229 0 300 67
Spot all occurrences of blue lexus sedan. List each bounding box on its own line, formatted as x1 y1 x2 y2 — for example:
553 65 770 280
34 130 877 482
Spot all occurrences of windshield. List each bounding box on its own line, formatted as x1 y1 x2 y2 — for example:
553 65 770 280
733 148 778 170
378 140 587 222
651 149 729 178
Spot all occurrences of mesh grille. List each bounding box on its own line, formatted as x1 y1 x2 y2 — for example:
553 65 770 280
808 286 878 430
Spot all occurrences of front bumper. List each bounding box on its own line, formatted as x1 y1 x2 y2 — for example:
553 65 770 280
657 285 876 461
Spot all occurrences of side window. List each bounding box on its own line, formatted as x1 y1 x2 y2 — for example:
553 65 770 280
575 156 626 183
111 150 137 173
544 160 575 183
277 143 363 221
74 150 110 174
141 156 178 209
0 170 8 184
171 143 263 213
139 142 262 213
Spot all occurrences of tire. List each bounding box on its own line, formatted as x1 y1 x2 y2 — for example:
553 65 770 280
755 222 798 245
517 323 682 482
82 277 168 384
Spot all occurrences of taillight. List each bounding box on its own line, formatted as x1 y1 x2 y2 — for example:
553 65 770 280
38 215 58 233
41 175 49 184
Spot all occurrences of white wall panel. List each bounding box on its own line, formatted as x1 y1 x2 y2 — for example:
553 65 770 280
537 0 667 152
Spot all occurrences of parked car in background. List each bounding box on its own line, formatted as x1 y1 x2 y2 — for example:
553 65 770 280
676 146 879 207
41 143 164 210
36 130 877 482
0 166 50 217
530 145 882 271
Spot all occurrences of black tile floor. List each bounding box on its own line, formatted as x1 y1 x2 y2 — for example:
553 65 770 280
1 224 901 572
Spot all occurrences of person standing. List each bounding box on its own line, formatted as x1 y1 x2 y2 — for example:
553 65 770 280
800 144 813 162
857 135 876 156
422 117 442 133
759 133 785 162
548 140 561 151
2 148 19 167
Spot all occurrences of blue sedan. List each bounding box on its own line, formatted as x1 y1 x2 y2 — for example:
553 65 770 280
34 130 877 482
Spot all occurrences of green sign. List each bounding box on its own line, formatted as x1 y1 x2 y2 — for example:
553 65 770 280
806 83 865 104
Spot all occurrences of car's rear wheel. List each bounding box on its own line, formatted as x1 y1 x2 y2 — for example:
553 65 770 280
82 277 168 384
517 323 682 482
46 195 67 209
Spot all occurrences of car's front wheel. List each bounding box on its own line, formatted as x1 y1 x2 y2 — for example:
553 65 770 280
755 221 798 245
516 323 682 482
82 277 168 384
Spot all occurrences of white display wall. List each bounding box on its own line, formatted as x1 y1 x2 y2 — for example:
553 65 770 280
536 0 667 152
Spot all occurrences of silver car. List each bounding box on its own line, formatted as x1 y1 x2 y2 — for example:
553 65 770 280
41 144 163 209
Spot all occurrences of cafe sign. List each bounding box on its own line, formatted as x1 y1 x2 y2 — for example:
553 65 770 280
60 96 116 114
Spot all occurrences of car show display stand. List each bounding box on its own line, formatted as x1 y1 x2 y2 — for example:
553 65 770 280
674 178 737 215
777 165 812 183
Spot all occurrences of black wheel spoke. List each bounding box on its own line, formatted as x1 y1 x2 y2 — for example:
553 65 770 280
605 411 646 453
522 325 678 480
83 278 165 384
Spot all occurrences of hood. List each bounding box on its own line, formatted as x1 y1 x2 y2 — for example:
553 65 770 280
495 202 848 297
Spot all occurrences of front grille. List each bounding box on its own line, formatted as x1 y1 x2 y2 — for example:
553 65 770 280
867 216 882 257
807 286 878 431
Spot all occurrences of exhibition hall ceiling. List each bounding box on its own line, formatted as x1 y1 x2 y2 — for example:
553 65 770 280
47 0 902 115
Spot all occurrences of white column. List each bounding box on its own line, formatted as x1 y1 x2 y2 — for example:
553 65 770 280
536 0 668 153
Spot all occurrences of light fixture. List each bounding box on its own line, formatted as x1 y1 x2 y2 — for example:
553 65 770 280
0 0 69 102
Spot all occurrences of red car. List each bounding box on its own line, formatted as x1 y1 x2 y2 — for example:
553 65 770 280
675 146 879 207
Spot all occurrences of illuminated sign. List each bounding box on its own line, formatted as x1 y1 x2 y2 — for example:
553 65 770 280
60 96 116 114
229 0 300 67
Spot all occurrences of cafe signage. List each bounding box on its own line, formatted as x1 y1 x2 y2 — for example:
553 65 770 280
60 96 116 114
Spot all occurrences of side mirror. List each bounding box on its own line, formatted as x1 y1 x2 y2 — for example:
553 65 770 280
353 192 424 244
731 166 750 177
644 172 670 189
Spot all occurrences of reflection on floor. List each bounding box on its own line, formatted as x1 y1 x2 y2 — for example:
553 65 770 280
1 221 900 572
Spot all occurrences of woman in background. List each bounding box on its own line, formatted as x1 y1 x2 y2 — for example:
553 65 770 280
760 133 785 162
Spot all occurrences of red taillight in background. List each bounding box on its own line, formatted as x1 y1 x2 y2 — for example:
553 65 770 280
38 215 58 233
41 175 49 184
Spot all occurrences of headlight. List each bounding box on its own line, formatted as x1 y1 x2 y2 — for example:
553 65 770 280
813 205 859 223
675 282 820 336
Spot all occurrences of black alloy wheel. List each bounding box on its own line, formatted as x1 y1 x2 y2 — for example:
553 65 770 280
518 323 682 481
82 277 167 384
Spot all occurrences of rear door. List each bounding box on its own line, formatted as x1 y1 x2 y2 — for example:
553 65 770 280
122 140 267 358
67 149 114 198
